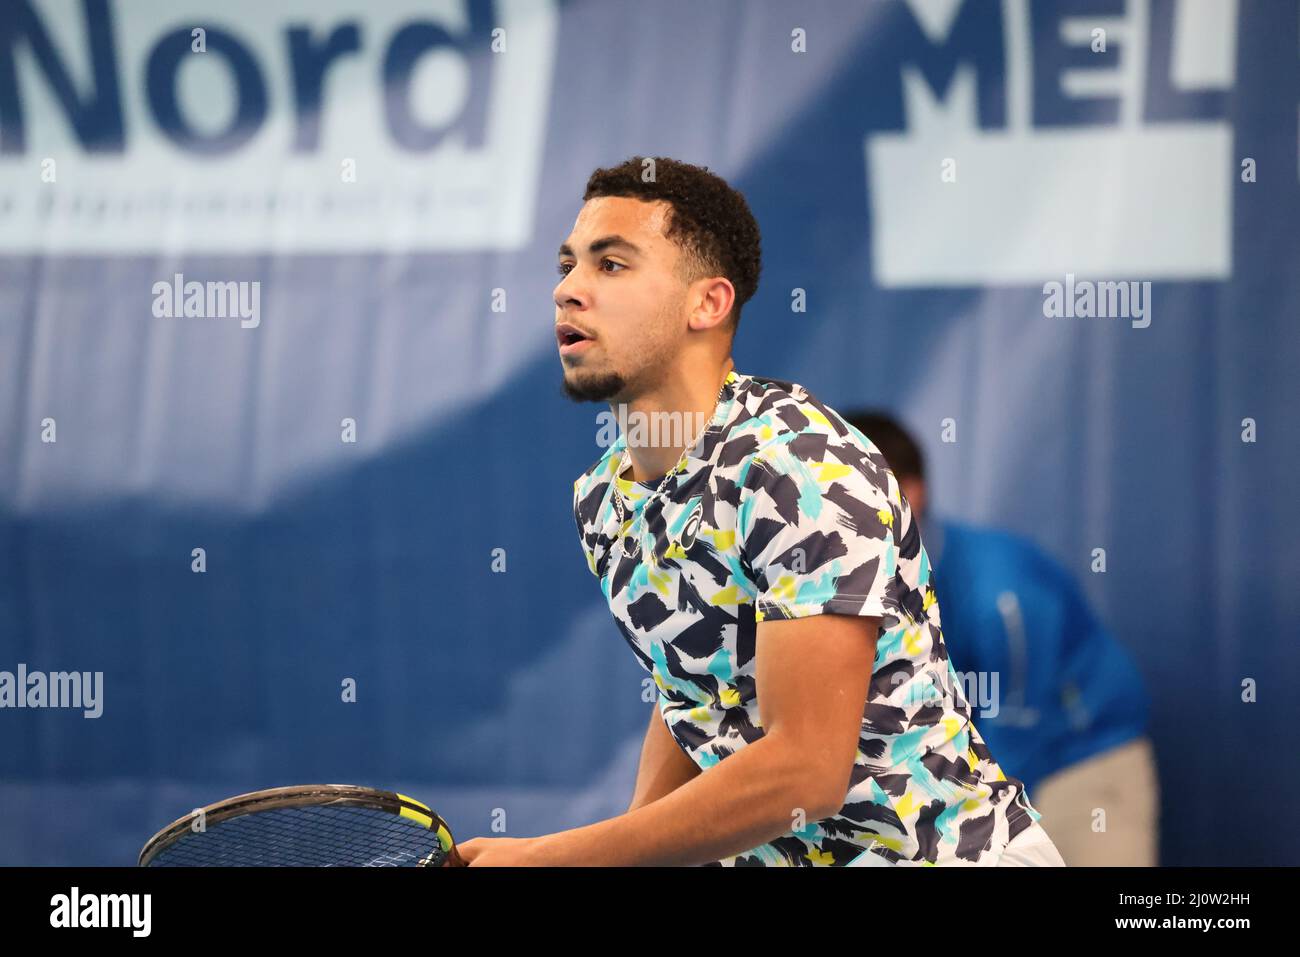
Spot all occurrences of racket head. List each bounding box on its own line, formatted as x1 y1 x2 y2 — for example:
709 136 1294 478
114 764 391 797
138 784 465 867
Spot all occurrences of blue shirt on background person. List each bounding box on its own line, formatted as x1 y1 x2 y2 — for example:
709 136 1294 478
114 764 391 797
924 517 1149 795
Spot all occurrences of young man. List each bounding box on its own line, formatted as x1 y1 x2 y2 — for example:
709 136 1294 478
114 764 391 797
457 157 1062 866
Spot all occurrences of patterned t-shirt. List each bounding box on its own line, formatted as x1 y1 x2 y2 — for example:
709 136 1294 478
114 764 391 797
572 371 1042 866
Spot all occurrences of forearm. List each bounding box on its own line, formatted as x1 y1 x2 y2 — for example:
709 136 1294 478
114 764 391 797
627 708 701 812
535 733 823 866
627 756 701 813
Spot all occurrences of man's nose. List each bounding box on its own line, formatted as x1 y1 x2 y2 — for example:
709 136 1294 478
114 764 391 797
553 271 588 310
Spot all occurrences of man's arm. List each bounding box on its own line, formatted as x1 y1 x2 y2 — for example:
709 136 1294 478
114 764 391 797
627 701 701 813
530 614 879 865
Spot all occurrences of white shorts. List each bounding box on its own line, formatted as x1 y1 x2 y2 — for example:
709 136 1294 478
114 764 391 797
997 821 1067 866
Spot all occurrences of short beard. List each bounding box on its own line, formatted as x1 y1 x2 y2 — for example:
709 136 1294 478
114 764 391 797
561 370 627 403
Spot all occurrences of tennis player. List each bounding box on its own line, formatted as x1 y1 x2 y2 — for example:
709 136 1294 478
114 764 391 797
457 156 1064 866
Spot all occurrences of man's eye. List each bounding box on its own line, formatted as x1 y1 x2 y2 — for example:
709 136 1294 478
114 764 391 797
557 260 624 276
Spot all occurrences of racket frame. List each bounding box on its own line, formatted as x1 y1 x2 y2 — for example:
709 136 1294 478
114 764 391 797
138 783 465 867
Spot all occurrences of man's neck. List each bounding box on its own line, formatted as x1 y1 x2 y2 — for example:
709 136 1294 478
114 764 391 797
615 357 735 484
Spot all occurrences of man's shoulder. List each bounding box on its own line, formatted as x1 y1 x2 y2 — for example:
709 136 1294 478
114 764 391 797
724 375 891 477
574 447 617 484
572 444 620 518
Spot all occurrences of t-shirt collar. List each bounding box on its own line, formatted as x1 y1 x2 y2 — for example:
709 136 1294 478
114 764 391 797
612 370 747 497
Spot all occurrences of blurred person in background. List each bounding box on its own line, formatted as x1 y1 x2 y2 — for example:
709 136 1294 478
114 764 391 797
840 412 1158 867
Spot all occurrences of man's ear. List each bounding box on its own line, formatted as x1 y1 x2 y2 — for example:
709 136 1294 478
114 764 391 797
686 276 736 333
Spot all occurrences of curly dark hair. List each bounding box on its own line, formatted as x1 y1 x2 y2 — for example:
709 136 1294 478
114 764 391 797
582 156 762 335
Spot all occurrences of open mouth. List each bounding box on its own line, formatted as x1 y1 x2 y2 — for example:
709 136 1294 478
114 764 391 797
556 323 594 352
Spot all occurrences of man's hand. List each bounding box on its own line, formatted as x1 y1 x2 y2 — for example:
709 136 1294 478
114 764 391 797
455 836 545 866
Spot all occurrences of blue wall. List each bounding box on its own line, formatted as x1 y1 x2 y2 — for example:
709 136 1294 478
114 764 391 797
1 0 1296 864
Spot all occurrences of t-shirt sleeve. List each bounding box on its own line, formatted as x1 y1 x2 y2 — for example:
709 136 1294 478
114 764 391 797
736 441 899 623
573 475 601 578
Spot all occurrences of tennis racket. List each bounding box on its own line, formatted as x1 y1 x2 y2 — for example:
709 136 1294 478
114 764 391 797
138 784 466 867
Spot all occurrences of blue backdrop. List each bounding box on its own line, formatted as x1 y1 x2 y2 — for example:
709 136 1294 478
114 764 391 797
1 0 1296 865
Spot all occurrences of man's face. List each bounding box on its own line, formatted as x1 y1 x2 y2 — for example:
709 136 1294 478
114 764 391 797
554 196 690 403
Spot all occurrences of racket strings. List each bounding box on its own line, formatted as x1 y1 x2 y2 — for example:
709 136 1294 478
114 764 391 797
148 804 446 867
